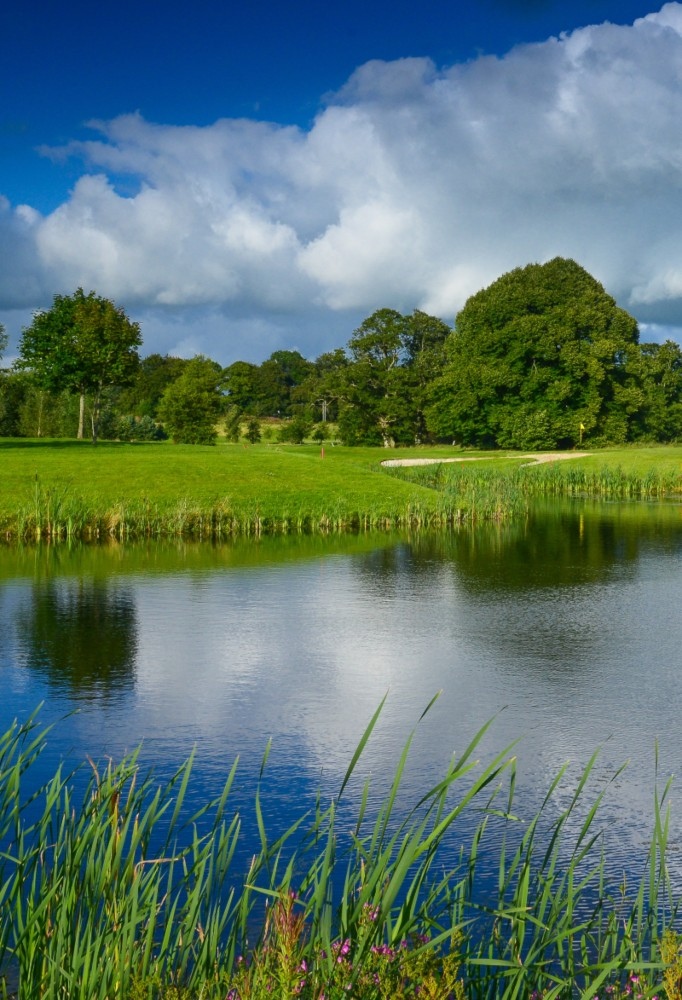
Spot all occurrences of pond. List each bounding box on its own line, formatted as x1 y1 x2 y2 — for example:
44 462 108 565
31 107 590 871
1 498 682 894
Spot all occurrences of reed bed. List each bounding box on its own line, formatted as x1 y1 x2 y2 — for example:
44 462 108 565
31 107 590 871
387 460 682 508
0 700 677 999
521 462 682 499
3 481 474 544
0 442 451 544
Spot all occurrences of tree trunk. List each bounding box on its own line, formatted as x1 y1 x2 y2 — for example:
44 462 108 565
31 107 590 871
91 390 100 445
77 394 85 439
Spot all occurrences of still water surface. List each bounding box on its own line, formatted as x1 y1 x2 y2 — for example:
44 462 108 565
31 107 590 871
1 499 681 888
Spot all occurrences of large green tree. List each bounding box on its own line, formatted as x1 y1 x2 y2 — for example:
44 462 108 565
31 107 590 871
157 355 225 444
223 351 314 418
426 258 641 448
401 310 451 443
223 361 262 414
18 289 141 444
294 349 349 424
335 309 450 446
337 309 411 446
255 350 314 417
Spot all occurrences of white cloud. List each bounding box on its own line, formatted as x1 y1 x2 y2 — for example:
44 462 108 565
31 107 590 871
4 5 682 361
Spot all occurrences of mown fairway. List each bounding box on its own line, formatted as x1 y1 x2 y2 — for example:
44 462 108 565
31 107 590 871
1 439 681 540
0 439 454 538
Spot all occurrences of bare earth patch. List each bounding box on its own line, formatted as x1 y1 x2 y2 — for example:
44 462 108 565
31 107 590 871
382 452 590 468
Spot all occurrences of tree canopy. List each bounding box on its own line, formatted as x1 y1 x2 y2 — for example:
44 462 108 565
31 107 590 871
334 309 450 446
427 258 642 448
157 356 225 445
224 351 314 418
117 354 189 420
4 260 682 448
18 289 141 444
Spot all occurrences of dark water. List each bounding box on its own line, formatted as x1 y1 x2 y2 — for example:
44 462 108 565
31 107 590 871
1 499 682 890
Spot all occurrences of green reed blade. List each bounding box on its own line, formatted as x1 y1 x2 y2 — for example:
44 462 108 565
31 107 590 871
338 691 388 800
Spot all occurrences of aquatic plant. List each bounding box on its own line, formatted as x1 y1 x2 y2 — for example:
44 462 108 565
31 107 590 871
387 459 682 508
0 698 677 998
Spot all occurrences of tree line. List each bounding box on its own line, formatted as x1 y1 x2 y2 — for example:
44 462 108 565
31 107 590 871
2 258 682 448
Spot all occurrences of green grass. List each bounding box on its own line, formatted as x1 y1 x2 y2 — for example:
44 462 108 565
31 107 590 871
0 441 482 541
385 446 682 505
1 440 681 542
0 700 677 1000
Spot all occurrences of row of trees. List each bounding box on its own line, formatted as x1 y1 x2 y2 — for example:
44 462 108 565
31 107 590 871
228 258 682 448
2 259 682 448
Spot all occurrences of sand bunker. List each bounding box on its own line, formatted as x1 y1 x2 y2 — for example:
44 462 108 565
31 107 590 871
381 452 589 468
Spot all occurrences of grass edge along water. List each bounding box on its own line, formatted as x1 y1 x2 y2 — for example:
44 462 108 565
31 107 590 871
0 697 678 999
384 459 682 506
2 443 682 542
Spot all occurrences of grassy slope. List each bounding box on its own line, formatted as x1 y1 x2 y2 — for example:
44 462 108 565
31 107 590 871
583 445 682 475
0 439 447 505
1 439 681 538
0 440 449 535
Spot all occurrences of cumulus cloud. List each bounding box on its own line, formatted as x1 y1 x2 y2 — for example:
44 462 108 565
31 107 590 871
4 4 682 361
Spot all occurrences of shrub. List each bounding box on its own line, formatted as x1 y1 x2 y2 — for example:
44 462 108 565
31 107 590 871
278 415 312 444
118 414 167 441
245 417 261 443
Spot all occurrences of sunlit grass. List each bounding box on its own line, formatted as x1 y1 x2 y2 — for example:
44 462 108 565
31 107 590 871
387 447 682 505
1 440 681 541
0 441 481 540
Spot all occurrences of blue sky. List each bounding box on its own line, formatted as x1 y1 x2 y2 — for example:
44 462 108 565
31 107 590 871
1 0 681 363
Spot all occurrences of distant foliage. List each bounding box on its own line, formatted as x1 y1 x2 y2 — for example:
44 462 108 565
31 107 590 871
278 415 312 444
117 415 167 442
157 356 224 445
245 417 261 443
4 260 682 448
224 350 314 417
117 354 189 420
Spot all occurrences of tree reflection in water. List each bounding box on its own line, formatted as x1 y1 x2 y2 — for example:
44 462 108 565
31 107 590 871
16 578 137 698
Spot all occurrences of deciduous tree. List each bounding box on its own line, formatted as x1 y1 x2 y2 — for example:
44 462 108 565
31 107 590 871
336 309 450 446
157 356 225 445
426 258 641 448
117 354 188 419
18 289 141 444
627 340 682 442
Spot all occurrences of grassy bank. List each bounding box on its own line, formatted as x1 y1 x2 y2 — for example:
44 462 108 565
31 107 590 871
1 440 681 542
0 441 491 541
385 446 682 508
0 702 677 999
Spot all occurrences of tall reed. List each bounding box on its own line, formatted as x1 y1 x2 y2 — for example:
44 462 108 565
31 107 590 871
7 480 464 544
0 700 676 999
388 460 682 509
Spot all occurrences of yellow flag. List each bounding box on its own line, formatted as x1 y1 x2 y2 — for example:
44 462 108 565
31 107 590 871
580 422 585 431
